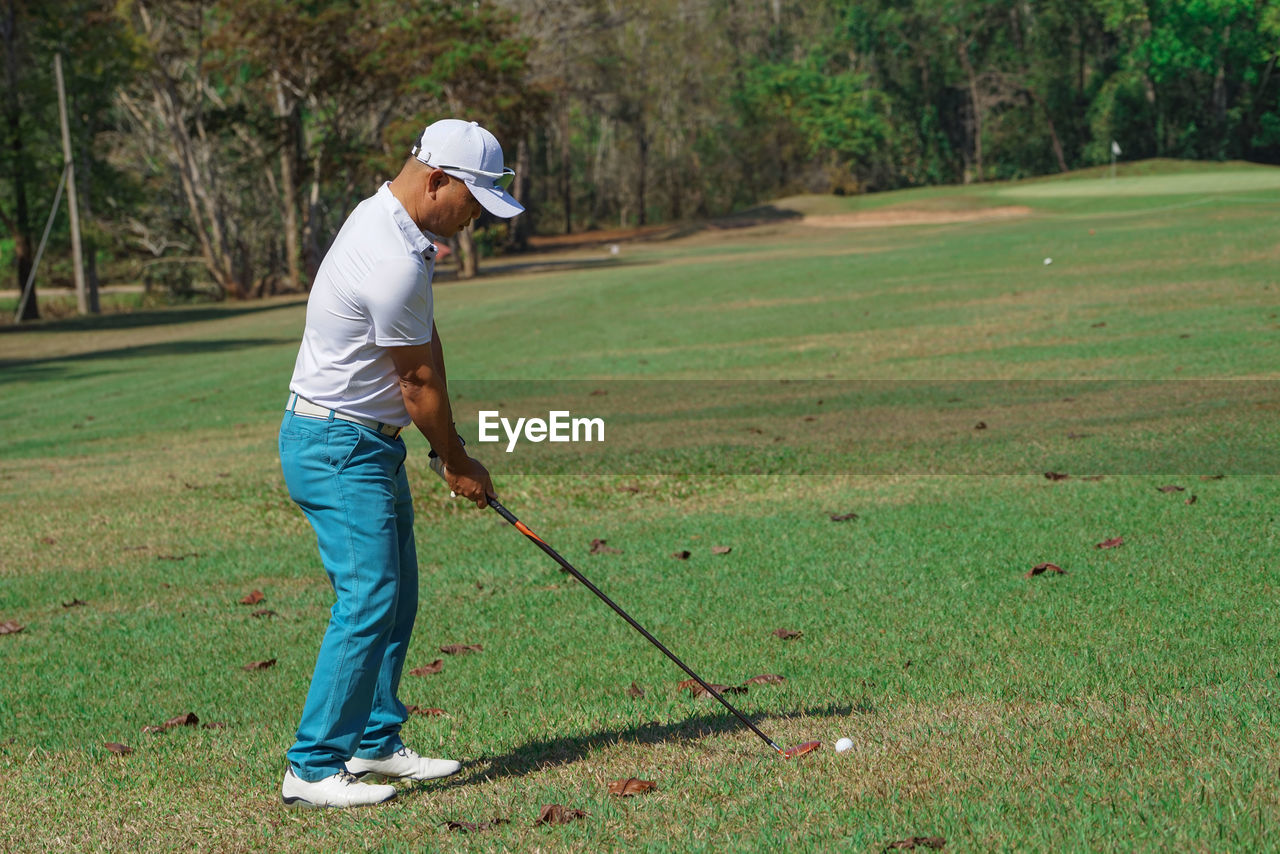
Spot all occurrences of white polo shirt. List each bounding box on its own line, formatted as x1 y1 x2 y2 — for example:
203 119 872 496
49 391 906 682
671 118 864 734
289 183 439 427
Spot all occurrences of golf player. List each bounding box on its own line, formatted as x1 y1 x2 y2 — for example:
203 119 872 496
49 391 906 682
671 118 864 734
277 119 520 808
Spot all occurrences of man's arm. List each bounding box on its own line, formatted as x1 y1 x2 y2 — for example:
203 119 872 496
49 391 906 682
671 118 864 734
389 327 492 507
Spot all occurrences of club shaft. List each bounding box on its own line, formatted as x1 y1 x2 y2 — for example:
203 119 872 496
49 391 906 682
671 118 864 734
487 497 783 755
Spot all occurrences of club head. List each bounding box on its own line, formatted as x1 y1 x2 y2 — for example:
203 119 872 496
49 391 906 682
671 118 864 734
781 740 821 759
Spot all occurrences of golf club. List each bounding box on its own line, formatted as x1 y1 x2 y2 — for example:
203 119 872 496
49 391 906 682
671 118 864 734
429 456 817 758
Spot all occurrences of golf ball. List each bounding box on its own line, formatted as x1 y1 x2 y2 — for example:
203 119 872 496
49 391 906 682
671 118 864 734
1043 257 1053 265
835 737 853 753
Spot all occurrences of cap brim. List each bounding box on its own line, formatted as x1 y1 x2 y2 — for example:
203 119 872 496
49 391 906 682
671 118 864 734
467 182 524 218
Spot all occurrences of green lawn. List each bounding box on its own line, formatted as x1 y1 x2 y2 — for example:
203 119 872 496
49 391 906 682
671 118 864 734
1 161 1278 852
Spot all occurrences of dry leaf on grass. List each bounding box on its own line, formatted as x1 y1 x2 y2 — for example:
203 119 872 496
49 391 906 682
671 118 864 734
251 609 278 618
1201 474 1225 481
443 818 509 833
974 421 988 430
410 660 444 676
1157 485 1185 493
1025 563 1065 578
773 628 803 640
671 550 691 560
243 659 276 671
711 545 733 555
830 513 859 522
0 621 25 635
535 804 588 826
39 536 56 545
144 712 200 734
1096 536 1124 550
1186 495 1198 505
239 590 264 605
608 778 656 797
627 681 645 698
104 742 133 755
886 836 946 850
677 678 746 698
61 599 87 608
742 673 785 685
1044 471 1069 481
589 539 621 555
440 643 482 655
406 705 446 716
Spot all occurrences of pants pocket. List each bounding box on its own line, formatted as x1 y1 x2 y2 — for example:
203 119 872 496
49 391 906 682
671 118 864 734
327 425 364 472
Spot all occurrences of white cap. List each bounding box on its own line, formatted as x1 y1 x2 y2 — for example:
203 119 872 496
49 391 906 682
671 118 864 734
411 119 524 219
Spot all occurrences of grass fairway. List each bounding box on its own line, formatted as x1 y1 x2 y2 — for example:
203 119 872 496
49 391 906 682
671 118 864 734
1 161 1278 852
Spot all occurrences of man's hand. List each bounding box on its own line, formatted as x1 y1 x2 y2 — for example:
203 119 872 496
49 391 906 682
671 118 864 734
443 455 493 508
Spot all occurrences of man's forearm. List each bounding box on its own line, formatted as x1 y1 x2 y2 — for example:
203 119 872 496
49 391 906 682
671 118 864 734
401 373 466 467
429 321 447 386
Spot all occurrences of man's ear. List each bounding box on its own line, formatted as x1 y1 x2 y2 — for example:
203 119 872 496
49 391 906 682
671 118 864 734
425 167 449 197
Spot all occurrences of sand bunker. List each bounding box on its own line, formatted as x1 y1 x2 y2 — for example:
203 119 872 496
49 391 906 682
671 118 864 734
803 205 1032 228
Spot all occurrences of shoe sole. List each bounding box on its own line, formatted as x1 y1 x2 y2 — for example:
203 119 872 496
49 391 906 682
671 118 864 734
281 792 397 809
349 766 461 783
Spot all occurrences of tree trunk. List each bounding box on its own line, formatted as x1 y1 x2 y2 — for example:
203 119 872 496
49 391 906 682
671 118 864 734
1025 85 1067 172
506 135 531 251
152 76 243 298
560 104 571 233
3 0 36 319
1211 25 1230 155
635 124 648 226
457 226 478 278
958 42 983 183
302 133 324 283
127 3 245 299
275 71 301 291
75 91 100 312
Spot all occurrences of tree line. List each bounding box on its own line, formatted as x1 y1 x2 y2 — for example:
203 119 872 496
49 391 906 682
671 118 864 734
4 0 1277 319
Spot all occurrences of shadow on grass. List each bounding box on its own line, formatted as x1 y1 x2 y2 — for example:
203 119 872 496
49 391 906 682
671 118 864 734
434 255 654 283
703 204 806 230
0 337 293 384
0 298 303 335
444 701 867 787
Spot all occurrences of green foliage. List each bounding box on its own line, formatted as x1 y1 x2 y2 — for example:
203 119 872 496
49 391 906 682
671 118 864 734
743 58 892 188
6 0 1280 307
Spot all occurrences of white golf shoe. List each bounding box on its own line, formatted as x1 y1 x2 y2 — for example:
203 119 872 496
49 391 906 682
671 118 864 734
281 768 397 809
345 746 461 782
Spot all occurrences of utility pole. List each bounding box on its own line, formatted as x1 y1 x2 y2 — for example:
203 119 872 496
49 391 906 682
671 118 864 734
55 53 92 314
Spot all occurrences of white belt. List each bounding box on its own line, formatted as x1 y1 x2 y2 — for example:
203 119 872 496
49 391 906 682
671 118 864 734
285 393 403 439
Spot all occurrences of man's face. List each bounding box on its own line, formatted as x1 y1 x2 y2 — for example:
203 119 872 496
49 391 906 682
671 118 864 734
427 172 484 237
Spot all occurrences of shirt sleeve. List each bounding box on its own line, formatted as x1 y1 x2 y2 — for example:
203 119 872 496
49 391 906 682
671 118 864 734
364 255 433 347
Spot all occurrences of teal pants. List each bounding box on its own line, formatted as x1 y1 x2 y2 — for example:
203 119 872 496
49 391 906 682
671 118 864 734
279 411 417 782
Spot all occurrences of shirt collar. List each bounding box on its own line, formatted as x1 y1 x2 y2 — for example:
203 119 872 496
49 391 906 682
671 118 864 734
377 182 437 258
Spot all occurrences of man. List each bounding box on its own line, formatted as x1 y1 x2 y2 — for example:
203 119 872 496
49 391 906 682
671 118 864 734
278 119 521 809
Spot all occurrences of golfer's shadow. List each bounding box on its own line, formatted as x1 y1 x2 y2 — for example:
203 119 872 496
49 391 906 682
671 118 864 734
443 702 864 786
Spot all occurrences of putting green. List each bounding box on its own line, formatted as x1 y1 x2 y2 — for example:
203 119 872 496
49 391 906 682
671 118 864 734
999 168 1280 198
